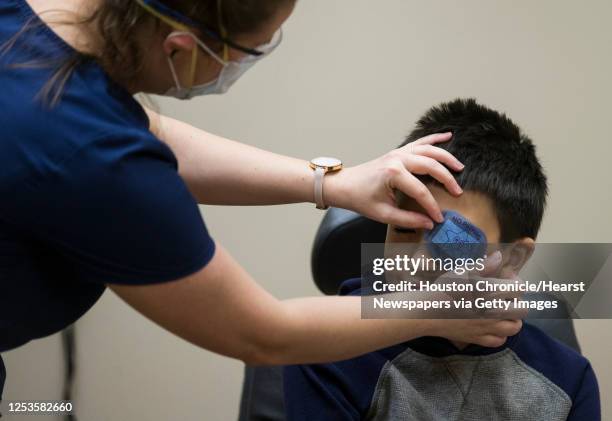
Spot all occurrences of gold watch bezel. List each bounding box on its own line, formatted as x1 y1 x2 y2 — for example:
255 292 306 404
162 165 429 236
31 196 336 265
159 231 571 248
309 157 343 173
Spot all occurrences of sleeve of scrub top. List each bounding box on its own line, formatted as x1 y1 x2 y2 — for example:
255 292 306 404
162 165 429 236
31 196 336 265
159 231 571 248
567 363 601 421
13 132 216 285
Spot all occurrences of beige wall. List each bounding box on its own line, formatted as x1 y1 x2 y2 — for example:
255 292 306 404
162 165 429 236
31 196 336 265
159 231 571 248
3 0 611 420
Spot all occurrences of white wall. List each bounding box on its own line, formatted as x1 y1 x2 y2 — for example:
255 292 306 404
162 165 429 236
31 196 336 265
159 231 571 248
4 0 611 419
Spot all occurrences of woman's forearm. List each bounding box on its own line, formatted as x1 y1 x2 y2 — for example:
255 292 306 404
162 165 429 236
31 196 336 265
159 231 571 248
257 295 520 365
111 245 520 366
109 245 436 365
147 108 468 229
148 109 325 206
263 296 433 365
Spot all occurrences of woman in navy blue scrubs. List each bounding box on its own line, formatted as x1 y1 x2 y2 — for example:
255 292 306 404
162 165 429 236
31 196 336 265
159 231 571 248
0 0 522 399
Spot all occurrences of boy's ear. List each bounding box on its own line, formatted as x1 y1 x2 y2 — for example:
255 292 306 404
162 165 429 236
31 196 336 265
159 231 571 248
500 238 535 278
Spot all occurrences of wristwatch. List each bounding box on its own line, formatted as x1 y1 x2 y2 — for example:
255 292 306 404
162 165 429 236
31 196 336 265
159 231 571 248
309 157 343 210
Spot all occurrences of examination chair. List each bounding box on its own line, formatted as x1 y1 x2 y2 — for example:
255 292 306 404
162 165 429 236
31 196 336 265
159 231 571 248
238 208 581 421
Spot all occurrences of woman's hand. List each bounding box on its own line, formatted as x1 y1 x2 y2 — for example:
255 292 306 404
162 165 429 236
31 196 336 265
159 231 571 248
326 132 463 228
429 251 526 347
429 318 523 348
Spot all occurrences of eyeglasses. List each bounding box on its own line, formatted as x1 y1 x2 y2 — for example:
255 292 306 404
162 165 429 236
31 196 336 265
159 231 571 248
135 0 273 57
193 27 283 67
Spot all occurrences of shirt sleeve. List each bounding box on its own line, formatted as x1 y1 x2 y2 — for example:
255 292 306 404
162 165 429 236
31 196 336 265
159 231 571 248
567 363 600 421
283 364 361 421
8 131 216 285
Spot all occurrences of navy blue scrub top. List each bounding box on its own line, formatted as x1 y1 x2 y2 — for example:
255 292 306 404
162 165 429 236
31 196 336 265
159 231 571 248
0 0 216 397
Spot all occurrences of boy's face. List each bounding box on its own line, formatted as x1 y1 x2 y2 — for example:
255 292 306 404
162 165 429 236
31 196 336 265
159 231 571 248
386 185 526 349
386 184 501 246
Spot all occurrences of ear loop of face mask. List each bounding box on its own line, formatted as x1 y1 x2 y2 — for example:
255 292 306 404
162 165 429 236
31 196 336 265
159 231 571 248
135 0 209 90
136 0 281 92
166 32 227 91
166 28 283 92
217 0 230 62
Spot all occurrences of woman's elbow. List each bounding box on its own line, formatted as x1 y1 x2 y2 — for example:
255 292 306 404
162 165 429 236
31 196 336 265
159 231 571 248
238 338 293 366
235 322 298 366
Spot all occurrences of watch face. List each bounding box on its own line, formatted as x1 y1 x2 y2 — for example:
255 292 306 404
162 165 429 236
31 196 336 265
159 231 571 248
311 157 342 168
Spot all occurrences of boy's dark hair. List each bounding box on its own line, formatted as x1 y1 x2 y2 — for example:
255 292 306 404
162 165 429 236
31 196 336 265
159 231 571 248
402 98 547 242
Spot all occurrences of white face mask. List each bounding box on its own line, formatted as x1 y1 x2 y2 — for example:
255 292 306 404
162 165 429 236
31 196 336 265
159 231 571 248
165 29 283 100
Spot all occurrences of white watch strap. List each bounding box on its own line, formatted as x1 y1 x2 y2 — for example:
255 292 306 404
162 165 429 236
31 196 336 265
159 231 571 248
314 167 327 209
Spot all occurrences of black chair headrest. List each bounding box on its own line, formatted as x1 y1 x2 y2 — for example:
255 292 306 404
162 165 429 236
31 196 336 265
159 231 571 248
311 208 386 295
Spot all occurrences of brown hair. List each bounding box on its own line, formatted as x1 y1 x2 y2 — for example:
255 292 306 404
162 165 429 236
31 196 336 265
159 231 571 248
1 0 292 106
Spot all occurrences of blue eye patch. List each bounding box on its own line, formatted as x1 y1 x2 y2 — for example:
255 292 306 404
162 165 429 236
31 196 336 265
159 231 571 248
424 210 487 260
